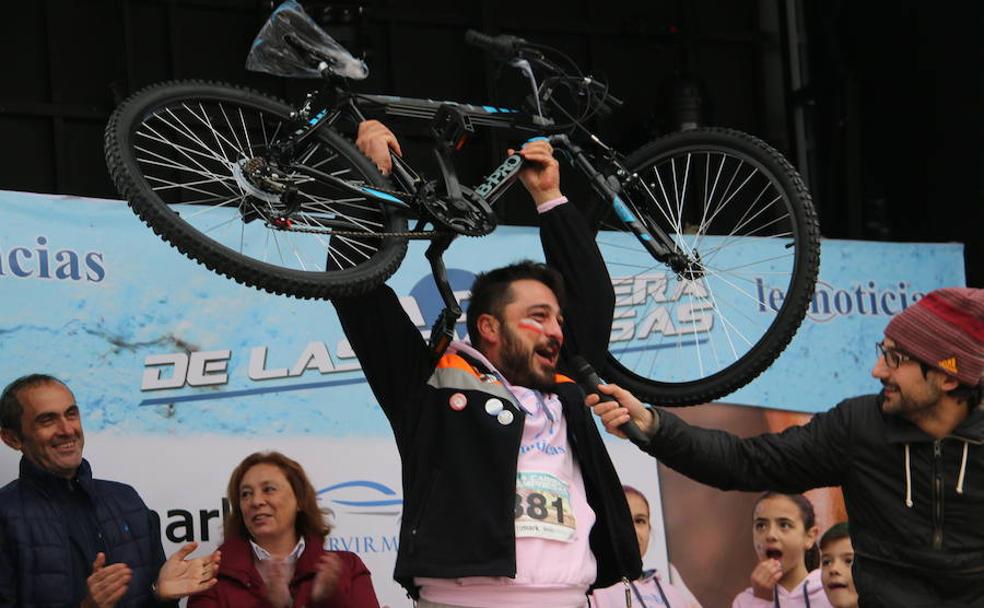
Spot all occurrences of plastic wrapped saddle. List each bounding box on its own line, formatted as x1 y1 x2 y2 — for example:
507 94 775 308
246 0 369 80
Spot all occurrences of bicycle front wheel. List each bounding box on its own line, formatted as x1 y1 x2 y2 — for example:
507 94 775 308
104 80 408 299
599 127 820 405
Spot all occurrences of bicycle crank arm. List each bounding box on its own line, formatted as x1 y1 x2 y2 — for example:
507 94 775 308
425 235 463 359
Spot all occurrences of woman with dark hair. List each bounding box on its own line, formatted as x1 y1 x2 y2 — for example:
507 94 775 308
189 451 380 608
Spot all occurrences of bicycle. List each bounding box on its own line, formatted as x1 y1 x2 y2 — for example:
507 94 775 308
103 0 820 405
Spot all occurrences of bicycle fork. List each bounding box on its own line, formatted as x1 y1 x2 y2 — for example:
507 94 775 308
551 134 691 275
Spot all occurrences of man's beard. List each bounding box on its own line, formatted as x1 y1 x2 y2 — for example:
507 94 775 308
880 381 942 416
496 323 560 392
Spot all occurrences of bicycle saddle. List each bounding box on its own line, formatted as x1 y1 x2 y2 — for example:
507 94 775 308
246 0 368 81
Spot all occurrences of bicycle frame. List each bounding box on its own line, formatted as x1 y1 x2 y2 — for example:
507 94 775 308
279 86 681 252
267 81 688 354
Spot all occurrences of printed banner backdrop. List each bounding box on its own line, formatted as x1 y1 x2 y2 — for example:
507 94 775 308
0 191 670 607
0 190 966 605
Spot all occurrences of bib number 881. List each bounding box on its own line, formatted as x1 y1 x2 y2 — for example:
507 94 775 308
515 492 565 523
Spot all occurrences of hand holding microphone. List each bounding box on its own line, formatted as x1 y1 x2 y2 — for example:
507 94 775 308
573 356 653 447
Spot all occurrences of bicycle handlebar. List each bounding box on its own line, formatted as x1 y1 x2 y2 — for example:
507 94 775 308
464 30 528 56
465 30 624 126
583 78 624 110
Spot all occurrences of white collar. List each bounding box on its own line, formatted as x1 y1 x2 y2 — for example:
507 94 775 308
249 536 306 562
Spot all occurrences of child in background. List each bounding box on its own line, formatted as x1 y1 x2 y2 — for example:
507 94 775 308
590 486 700 607
732 492 831 608
819 523 857 608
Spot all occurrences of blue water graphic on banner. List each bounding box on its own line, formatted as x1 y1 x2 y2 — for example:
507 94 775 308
0 190 966 433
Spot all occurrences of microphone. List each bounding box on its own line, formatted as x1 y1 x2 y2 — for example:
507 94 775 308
572 356 650 447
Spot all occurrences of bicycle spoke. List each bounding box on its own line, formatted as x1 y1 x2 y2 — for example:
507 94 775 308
135 149 240 197
296 142 321 165
201 214 241 235
679 152 692 232
700 210 790 262
160 107 238 166
219 103 248 158
136 127 229 167
326 238 359 268
146 174 237 200
704 253 796 275
333 233 379 260
239 107 254 155
695 162 759 245
295 192 384 231
146 173 234 191
137 119 242 198
185 102 255 161
183 196 244 220
638 169 685 243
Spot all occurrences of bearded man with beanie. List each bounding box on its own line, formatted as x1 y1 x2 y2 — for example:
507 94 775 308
590 288 984 608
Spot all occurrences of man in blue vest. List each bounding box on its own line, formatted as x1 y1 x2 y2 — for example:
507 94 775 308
0 373 220 607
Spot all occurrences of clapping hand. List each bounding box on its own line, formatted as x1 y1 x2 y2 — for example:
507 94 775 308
154 541 222 600
310 553 343 602
82 553 132 608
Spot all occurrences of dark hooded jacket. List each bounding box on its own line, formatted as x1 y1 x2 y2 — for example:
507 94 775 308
333 203 642 598
646 394 984 608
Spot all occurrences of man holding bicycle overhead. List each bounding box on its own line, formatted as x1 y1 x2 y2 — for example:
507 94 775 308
591 287 984 608
331 123 641 607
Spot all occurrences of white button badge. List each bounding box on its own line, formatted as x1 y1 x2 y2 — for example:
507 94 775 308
484 398 504 415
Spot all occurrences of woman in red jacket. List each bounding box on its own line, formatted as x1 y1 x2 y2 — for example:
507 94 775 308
189 451 381 608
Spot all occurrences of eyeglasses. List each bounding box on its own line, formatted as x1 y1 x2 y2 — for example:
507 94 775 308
875 342 913 369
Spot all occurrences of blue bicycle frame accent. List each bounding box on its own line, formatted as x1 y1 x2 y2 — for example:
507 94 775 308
612 195 636 222
307 108 329 126
360 186 408 206
613 196 652 241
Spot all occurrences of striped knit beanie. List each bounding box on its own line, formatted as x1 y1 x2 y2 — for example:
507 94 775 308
884 288 984 386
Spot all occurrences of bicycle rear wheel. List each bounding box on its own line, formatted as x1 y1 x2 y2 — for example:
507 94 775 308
104 80 408 299
599 127 820 405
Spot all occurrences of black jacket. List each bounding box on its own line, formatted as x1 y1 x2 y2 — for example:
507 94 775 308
0 457 167 607
647 395 984 608
333 203 642 598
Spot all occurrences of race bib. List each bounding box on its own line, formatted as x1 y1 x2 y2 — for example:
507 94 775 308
514 471 576 542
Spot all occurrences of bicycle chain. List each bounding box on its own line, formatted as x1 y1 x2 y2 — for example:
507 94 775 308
283 223 446 240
